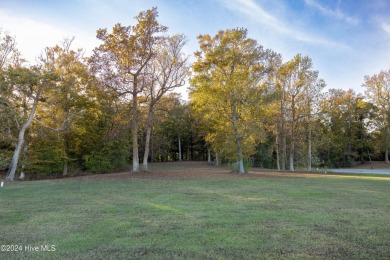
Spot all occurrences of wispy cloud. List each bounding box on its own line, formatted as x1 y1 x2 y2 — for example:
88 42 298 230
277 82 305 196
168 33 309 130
218 0 349 49
304 0 360 25
0 8 98 64
380 21 390 34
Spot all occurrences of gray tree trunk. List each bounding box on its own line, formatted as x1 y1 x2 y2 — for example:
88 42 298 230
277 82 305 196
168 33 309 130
215 152 220 166
63 159 68 176
385 127 389 163
178 136 182 161
308 126 312 171
142 126 152 170
232 103 245 174
290 98 296 172
280 90 286 170
207 148 211 164
276 130 280 171
132 91 139 172
289 143 295 172
307 109 312 171
281 123 287 170
142 109 153 171
6 86 42 181
151 127 155 163
19 144 28 180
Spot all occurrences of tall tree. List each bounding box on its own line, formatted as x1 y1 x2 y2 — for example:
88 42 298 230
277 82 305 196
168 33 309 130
303 66 325 171
142 34 189 170
0 31 22 171
5 66 55 181
190 28 266 174
36 38 90 176
363 69 390 163
319 89 369 167
90 7 167 172
277 54 324 171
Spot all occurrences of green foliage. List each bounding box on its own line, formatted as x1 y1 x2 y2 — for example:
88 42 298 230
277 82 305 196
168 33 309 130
191 28 269 172
84 151 114 174
0 152 11 170
318 89 374 168
0 136 13 170
83 143 128 174
253 141 275 168
26 138 64 176
2 16 390 178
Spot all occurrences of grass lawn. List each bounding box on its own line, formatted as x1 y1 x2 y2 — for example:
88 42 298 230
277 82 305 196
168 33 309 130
1 162 389 259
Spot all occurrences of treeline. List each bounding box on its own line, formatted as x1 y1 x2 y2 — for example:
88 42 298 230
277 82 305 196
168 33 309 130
1 8 389 180
190 28 390 173
190 29 390 173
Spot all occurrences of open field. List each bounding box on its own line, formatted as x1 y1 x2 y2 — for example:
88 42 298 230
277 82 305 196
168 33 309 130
1 162 390 259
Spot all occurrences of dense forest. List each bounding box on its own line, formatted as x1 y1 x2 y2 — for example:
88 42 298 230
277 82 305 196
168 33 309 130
1 8 389 180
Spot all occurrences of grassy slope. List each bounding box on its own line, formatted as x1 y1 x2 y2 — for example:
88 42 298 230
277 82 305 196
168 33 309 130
1 169 389 259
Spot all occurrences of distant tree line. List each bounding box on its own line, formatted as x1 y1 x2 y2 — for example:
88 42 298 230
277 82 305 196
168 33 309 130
1 8 389 180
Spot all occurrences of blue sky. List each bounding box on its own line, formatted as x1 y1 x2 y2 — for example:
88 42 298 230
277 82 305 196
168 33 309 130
1 0 389 98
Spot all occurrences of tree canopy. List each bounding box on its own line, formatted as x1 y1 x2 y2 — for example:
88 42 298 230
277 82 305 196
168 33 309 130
1 8 389 180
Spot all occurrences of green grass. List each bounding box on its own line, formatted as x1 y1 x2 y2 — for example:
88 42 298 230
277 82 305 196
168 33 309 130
1 165 389 259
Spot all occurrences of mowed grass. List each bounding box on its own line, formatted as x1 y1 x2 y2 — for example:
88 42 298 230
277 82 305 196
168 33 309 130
1 163 390 259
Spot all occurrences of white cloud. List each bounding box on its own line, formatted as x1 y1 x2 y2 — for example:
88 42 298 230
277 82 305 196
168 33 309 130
304 0 360 25
0 8 98 64
218 0 349 49
381 21 390 34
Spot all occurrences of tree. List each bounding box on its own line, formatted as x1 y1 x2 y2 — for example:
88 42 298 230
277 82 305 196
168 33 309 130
190 28 267 174
0 31 22 171
0 31 22 69
90 7 167 172
277 54 324 171
142 34 189 170
5 66 55 181
34 38 91 176
363 69 390 163
318 89 371 167
302 64 325 171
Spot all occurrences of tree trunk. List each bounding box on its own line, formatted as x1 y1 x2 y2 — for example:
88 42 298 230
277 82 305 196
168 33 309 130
215 152 220 166
62 123 70 176
289 140 295 172
142 109 153 171
307 126 312 171
232 103 245 174
281 122 286 170
151 126 155 163
207 148 211 164
307 110 312 171
385 127 389 163
275 128 281 171
7 86 42 181
19 143 28 180
290 99 295 172
280 90 286 170
178 136 182 161
132 91 139 172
